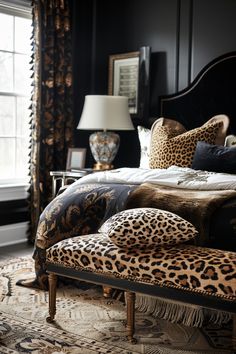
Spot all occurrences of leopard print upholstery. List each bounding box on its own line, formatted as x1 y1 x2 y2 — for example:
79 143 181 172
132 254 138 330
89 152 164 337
149 121 222 169
98 208 198 248
46 233 236 300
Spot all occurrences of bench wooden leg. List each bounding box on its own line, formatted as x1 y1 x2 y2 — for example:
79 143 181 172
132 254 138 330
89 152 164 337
46 273 57 323
233 313 236 351
126 291 137 343
103 286 112 298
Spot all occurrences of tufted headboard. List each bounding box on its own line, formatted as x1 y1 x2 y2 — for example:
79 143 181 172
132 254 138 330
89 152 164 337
159 52 236 135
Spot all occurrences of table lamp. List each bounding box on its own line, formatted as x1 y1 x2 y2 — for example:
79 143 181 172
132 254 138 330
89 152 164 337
77 95 134 170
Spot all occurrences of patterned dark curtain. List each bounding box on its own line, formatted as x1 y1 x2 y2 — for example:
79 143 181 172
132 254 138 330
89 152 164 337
29 0 74 242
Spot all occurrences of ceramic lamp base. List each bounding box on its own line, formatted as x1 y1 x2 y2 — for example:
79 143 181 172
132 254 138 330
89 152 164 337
89 131 120 169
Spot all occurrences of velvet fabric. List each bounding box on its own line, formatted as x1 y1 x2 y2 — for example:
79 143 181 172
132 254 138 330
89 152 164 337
192 141 236 174
29 0 74 242
159 52 236 134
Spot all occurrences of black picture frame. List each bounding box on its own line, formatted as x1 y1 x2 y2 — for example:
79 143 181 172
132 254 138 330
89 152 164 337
108 46 151 122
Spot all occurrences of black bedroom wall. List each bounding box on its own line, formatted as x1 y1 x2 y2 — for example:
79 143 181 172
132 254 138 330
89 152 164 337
3 0 235 231
73 0 236 168
190 0 236 80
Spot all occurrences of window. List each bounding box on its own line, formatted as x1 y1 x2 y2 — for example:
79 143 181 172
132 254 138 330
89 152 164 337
0 1 31 186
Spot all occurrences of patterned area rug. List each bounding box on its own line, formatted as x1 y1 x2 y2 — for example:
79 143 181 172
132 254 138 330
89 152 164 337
0 256 233 354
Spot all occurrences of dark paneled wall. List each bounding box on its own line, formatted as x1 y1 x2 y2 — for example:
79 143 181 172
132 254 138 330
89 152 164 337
94 0 180 115
191 0 236 80
3 0 236 228
73 0 236 168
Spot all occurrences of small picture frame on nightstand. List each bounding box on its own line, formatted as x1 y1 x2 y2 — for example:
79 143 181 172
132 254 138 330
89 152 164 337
66 148 86 171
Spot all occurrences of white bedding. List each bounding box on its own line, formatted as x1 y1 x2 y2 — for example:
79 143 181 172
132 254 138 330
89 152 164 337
76 166 236 190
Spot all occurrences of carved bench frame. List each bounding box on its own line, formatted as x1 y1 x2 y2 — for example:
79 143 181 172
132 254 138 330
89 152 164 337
46 262 236 349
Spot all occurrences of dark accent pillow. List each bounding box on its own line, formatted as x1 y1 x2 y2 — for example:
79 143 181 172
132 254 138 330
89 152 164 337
192 141 236 174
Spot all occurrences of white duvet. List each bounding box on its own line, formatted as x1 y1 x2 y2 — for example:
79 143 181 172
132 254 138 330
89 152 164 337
76 166 236 190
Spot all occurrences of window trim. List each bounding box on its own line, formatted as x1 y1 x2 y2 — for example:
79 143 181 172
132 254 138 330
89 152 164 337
0 1 32 189
0 0 31 18
0 183 29 201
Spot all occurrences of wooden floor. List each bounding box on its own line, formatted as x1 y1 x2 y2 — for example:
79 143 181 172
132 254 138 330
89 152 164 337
0 242 34 260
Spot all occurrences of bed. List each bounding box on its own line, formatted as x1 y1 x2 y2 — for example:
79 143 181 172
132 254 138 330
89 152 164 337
19 52 236 320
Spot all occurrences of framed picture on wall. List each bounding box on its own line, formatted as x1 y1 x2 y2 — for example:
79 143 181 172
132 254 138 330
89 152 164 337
108 46 151 121
66 148 86 170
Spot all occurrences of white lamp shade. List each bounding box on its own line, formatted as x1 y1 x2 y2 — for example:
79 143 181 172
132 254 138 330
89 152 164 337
77 95 134 130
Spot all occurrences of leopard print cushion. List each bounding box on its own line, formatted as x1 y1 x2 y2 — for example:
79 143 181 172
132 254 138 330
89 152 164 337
149 121 223 169
98 208 198 248
46 233 236 300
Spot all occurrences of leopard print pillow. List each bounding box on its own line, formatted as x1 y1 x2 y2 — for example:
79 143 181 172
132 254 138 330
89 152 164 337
149 120 223 169
98 208 198 248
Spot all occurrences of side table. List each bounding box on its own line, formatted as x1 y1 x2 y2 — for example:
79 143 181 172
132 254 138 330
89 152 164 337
50 169 93 198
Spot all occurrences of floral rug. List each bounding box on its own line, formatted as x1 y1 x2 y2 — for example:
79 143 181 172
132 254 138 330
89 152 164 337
0 256 234 353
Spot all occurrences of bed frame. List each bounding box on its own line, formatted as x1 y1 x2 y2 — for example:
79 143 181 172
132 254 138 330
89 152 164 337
159 51 236 134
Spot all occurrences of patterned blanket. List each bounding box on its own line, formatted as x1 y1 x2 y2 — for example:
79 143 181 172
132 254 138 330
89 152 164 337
18 183 136 290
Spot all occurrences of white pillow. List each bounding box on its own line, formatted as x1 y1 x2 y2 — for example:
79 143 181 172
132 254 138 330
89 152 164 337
137 126 151 168
225 135 236 147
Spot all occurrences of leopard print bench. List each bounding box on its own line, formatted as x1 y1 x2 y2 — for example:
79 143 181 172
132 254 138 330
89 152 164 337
45 233 236 348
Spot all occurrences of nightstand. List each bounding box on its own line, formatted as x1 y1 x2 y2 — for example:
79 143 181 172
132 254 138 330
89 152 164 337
50 169 93 197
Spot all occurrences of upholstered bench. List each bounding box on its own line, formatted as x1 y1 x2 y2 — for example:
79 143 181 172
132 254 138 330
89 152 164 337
45 232 236 348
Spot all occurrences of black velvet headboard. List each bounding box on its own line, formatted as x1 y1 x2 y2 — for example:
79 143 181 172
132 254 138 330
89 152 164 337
159 52 236 135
